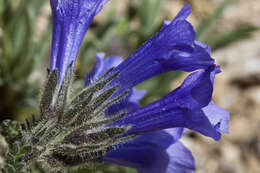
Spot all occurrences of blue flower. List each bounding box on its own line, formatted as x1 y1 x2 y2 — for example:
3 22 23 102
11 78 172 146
49 0 109 82
104 128 195 173
49 2 229 173
86 55 229 172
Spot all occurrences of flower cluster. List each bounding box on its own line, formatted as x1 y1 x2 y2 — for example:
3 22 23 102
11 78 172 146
0 1 229 173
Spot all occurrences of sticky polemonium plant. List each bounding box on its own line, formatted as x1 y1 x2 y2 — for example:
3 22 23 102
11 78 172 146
0 1 229 173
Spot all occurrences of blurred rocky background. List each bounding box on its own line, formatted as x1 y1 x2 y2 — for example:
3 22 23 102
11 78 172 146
0 0 260 172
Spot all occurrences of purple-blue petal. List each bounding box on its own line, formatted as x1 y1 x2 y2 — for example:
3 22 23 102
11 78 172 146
162 141 195 173
157 41 214 72
172 3 192 23
202 101 230 133
103 128 195 173
107 4 214 95
129 89 147 106
194 40 211 54
113 65 223 140
85 54 146 111
107 88 147 113
50 0 109 82
85 53 123 86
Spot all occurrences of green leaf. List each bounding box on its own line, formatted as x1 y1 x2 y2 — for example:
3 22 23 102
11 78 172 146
12 9 35 79
137 0 164 44
33 19 52 69
0 77 3 86
27 0 46 18
8 0 27 32
196 0 232 40
207 25 259 50
0 0 4 15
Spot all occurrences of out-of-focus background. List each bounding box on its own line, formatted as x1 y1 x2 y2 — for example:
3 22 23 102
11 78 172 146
0 0 260 172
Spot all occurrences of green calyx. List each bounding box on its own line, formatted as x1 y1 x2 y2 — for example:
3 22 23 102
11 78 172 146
1 66 135 172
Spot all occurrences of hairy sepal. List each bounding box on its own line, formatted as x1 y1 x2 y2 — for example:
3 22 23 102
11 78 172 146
19 67 134 171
